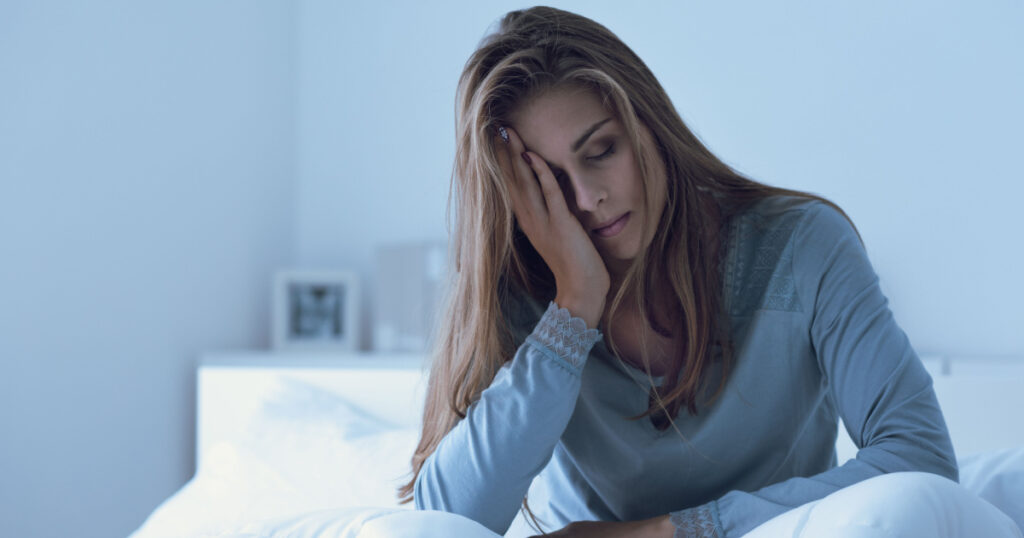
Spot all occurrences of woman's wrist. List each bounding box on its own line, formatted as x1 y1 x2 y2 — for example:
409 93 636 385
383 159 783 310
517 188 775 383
553 294 604 328
530 301 603 369
643 514 677 538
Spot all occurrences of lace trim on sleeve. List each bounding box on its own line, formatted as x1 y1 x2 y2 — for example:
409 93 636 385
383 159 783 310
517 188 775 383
530 301 603 369
669 502 722 538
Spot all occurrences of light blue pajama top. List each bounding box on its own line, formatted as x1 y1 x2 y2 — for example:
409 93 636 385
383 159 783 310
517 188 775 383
413 196 958 537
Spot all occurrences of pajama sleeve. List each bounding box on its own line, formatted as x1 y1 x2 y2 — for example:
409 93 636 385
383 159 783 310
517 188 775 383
669 202 958 537
413 300 603 534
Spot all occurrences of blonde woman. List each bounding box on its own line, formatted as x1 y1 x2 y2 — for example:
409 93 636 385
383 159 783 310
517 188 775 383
397 6 994 538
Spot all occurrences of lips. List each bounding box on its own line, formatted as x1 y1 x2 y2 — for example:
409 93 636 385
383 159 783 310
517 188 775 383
592 212 630 238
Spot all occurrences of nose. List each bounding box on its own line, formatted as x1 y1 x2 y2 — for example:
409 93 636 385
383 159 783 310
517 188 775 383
564 173 606 213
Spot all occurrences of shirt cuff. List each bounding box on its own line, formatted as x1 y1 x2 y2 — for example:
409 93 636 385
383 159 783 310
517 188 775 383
528 301 603 369
669 500 723 538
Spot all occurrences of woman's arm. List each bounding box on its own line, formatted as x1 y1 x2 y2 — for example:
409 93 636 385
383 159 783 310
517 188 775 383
414 300 603 534
413 125 611 533
665 202 958 537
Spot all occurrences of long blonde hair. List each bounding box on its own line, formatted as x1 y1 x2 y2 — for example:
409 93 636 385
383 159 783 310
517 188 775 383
398 5 855 526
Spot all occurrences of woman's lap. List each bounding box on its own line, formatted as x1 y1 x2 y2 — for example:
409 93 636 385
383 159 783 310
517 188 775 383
744 472 1022 537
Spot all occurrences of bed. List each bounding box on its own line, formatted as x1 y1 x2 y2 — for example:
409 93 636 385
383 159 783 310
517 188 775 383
129 352 1024 537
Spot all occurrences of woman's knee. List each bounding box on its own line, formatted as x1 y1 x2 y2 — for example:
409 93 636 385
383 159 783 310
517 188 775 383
799 472 1021 537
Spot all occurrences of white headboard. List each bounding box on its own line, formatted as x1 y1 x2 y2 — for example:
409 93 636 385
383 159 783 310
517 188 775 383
195 351 429 469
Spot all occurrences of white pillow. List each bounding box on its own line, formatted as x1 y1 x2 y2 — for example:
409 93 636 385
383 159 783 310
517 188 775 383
257 376 400 439
130 377 421 537
242 376 418 507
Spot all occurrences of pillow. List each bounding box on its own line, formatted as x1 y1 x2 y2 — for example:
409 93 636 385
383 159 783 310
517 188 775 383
257 376 399 439
242 376 418 507
130 377 422 537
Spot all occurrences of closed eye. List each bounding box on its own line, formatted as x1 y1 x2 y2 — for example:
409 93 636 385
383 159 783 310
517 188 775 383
550 143 616 182
587 143 615 161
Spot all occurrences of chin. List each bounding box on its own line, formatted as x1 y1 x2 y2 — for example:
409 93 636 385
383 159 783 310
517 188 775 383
600 249 639 273
612 240 643 260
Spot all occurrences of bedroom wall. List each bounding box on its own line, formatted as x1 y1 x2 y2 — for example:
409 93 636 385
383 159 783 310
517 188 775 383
0 2 294 537
294 0 1023 359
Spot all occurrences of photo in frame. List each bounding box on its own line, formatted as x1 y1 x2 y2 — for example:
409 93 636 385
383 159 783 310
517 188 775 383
272 270 360 352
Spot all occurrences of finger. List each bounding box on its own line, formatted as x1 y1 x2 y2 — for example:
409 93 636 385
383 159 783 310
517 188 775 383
493 132 537 231
493 133 518 196
502 127 548 217
503 127 569 218
520 149 571 218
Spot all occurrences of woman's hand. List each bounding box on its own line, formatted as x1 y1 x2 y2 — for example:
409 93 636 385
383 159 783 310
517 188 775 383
528 515 675 538
495 125 610 327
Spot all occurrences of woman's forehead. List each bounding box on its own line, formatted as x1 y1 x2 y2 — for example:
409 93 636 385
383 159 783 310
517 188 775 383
509 88 617 149
510 84 608 120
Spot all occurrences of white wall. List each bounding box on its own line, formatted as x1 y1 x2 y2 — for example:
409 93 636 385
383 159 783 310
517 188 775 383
0 2 294 537
295 0 1023 357
293 1 466 348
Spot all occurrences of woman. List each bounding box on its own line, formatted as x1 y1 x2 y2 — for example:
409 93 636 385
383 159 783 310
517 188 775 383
398 6 962 537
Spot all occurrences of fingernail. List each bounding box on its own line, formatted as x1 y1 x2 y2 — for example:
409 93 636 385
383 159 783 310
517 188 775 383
521 152 532 165
497 125 510 144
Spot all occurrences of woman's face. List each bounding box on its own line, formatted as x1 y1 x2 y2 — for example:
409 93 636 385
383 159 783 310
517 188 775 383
508 85 667 276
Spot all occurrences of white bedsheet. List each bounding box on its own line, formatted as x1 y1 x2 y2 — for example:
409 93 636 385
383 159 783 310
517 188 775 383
131 445 1024 537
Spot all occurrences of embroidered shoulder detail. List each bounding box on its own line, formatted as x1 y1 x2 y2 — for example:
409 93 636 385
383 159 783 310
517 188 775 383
669 503 722 538
530 301 602 368
727 207 805 315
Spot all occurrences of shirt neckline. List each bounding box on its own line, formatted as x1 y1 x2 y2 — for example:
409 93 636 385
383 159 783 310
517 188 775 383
596 338 666 386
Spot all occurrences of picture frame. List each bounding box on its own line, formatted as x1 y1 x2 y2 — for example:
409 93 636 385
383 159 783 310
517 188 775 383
272 270 360 353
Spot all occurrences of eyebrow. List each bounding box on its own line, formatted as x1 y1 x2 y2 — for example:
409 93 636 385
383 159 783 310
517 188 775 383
572 117 613 153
